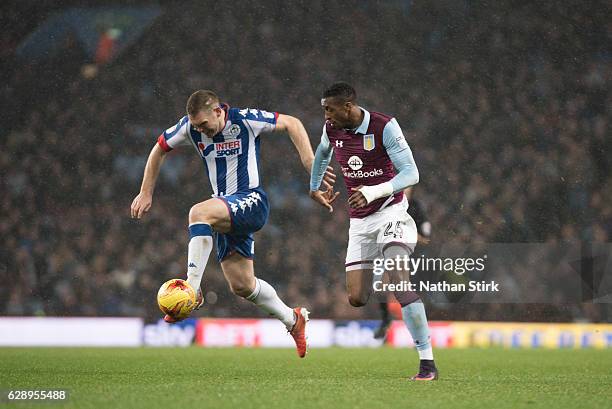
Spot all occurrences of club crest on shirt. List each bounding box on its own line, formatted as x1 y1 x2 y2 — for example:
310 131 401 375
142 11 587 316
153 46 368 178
224 123 241 138
363 134 375 151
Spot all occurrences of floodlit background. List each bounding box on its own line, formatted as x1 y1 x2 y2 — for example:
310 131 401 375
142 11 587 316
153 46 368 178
1 1 610 343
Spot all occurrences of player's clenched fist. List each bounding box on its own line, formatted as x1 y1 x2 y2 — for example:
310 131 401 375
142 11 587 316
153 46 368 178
131 191 153 219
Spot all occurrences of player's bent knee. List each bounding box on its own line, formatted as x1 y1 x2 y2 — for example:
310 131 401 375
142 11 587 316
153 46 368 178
189 201 225 225
348 294 368 307
226 275 256 298
189 203 208 224
229 282 253 298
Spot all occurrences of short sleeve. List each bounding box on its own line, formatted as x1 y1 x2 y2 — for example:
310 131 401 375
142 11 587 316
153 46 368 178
157 116 191 152
238 108 278 136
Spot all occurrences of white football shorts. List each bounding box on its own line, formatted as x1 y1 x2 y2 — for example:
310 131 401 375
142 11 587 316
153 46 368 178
345 197 418 272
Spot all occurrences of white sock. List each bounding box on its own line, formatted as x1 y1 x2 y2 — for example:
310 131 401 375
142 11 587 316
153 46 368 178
418 346 434 360
186 223 213 292
246 278 296 329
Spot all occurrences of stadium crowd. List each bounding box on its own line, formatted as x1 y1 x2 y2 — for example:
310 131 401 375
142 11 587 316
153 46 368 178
1 1 610 322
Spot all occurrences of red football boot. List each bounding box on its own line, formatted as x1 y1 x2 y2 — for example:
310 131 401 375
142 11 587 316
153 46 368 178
288 307 310 358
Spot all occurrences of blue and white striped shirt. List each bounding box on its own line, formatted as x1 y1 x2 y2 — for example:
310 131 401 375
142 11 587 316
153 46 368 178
158 105 278 197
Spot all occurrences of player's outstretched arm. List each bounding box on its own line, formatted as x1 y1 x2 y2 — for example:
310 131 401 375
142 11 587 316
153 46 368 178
309 130 340 212
131 144 167 219
275 113 336 189
275 114 316 173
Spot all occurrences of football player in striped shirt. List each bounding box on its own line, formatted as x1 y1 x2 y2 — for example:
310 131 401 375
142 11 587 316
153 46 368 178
131 90 333 358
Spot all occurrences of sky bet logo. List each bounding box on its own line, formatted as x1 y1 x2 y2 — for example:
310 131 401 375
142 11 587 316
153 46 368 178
198 140 242 158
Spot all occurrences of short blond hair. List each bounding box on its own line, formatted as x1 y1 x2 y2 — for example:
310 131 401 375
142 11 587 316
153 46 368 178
186 90 220 116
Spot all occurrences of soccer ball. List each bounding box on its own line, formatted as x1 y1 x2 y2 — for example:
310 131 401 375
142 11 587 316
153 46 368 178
157 279 196 320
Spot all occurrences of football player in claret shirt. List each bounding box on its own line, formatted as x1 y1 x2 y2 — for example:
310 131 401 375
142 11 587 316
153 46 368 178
310 82 438 380
131 90 333 358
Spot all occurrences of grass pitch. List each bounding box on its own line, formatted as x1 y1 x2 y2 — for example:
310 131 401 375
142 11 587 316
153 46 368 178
1 347 610 409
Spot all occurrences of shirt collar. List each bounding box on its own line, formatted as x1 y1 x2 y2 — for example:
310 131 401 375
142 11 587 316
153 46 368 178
353 107 370 134
219 103 231 134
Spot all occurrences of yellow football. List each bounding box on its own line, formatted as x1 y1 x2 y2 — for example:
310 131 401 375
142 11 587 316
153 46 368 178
157 279 196 320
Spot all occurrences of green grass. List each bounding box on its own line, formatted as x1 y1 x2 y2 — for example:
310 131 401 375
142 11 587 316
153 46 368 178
1 347 611 409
